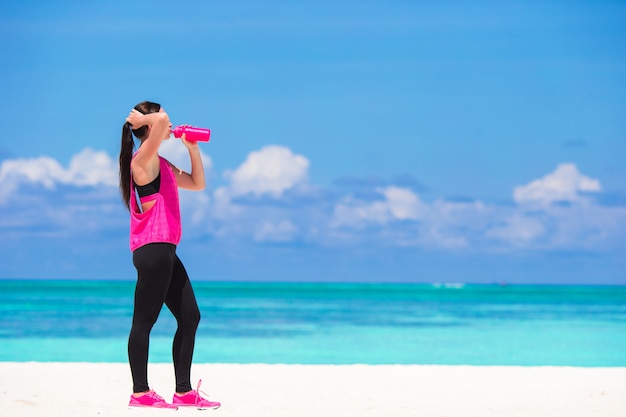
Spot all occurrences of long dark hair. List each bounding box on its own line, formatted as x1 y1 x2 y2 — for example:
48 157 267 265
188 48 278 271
119 101 161 210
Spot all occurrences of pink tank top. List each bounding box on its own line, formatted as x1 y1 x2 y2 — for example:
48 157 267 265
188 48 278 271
129 156 182 251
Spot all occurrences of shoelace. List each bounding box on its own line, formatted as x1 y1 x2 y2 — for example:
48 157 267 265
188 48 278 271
194 379 210 405
146 391 165 402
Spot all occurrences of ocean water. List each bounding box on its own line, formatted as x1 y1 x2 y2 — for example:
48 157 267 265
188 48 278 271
0 280 625 366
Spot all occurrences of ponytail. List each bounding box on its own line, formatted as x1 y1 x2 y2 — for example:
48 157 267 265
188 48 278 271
119 101 162 210
119 122 135 210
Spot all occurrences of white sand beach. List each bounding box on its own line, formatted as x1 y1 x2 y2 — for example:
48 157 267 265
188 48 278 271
0 362 624 417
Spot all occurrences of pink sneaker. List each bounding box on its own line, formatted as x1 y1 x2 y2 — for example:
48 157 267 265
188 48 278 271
172 380 221 410
129 390 179 409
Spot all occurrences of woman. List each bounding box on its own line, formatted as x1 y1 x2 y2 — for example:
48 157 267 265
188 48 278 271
120 101 220 410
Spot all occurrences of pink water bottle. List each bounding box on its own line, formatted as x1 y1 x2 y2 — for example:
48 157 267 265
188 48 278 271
171 125 211 142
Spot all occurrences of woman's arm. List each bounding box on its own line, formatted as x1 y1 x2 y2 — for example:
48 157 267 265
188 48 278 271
169 136 206 191
126 109 171 167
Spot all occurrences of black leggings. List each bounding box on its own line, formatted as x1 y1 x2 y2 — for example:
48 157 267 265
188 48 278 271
128 243 200 393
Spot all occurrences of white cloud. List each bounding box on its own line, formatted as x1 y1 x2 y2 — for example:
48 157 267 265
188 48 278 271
209 146 311 234
486 164 620 248
418 200 489 249
224 145 309 198
424 226 468 249
513 163 601 206
487 215 546 246
66 149 118 187
381 186 423 220
0 157 64 189
430 199 489 224
0 148 117 203
254 219 298 242
1 147 623 256
330 191 480 249
201 145 306 244
333 198 390 227
211 186 242 220
326 163 623 252
332 186 425 227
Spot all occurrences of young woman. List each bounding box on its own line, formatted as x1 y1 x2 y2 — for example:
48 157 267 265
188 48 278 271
120 101 220 410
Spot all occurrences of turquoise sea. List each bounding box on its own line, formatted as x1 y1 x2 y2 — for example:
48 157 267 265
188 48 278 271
0 280 625 366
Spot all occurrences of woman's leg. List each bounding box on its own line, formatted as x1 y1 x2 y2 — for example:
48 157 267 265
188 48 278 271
128 243 176 393
165 252 201 393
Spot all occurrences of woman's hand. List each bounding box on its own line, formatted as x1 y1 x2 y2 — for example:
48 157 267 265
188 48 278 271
181 133 199 151
126 109 145 129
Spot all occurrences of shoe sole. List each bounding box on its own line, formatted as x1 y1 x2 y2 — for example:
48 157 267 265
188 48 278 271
128 405 179 410
175 405 220 411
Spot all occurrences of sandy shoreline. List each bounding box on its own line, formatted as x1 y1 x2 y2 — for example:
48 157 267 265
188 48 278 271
0 362 624 416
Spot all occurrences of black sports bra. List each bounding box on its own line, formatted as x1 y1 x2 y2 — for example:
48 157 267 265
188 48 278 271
133 172 161 198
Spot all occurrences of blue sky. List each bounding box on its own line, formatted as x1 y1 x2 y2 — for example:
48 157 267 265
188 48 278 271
1 1 625 284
